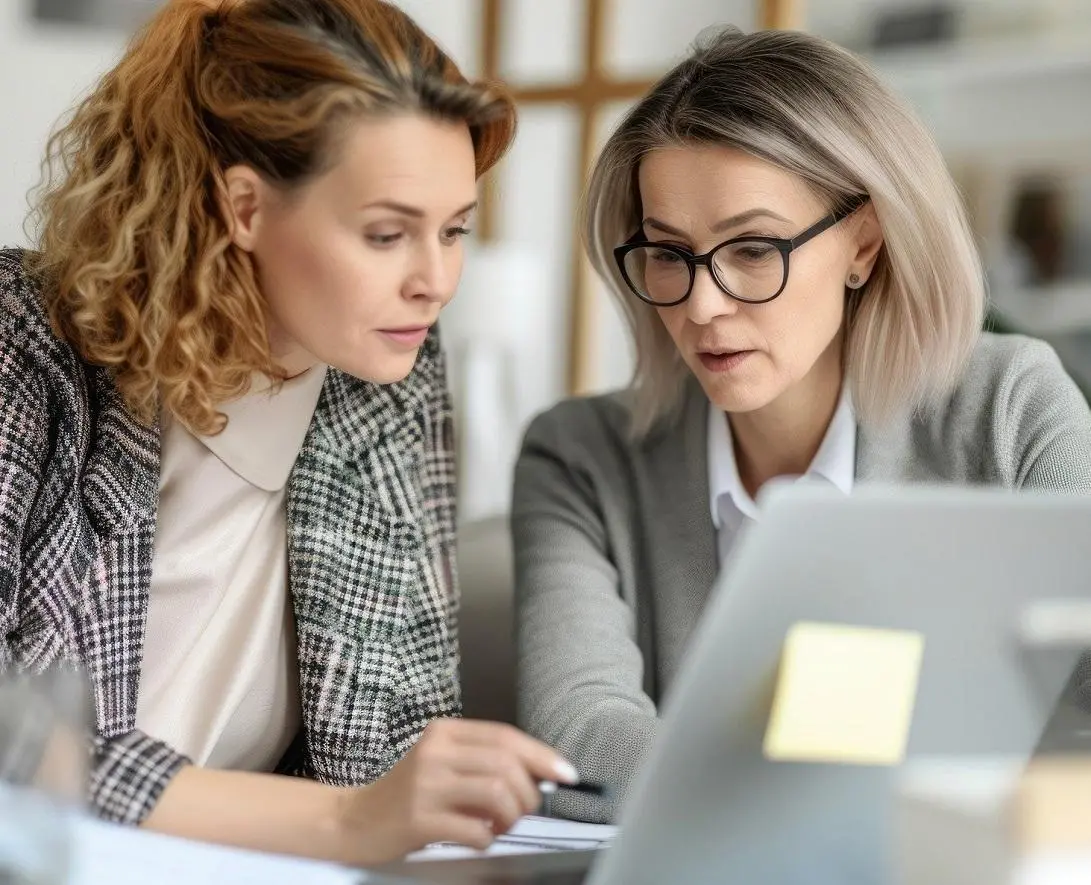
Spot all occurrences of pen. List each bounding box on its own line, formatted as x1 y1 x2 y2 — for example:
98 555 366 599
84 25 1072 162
539 779 609 798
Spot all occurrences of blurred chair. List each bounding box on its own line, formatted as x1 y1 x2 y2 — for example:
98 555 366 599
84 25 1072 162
456 515 517 724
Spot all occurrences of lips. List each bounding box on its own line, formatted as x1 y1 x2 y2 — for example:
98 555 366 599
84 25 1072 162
697 348 755 372
379 326 431 347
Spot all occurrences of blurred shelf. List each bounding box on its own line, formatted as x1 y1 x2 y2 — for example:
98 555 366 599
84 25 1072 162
868 33 1091 160
872 32 1091 88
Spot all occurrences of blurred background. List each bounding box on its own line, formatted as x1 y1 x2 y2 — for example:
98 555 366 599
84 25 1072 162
3 0 1091 520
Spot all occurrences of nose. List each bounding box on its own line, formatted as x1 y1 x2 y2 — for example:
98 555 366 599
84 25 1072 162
406 241 461 306
684 265 739 326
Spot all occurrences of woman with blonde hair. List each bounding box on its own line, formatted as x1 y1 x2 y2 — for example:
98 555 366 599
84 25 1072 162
0 0 580 864
513 26 1091 824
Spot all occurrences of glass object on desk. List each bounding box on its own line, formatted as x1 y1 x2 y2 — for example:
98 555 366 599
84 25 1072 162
0 668 90 885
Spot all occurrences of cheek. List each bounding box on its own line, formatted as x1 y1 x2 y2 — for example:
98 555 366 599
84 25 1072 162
253 220 330 307
259 225 373 324
655 305 687 347
760 284 846 382
770 251 847 336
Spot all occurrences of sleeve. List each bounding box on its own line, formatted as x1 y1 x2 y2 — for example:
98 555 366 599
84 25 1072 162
0 294 189 825
512 406 658 824
89 732 189 824
0 319 48 673
1000 339 1091 491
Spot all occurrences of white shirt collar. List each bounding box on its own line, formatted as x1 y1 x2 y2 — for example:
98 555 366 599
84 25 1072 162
708 386 857 528
195 364 328 492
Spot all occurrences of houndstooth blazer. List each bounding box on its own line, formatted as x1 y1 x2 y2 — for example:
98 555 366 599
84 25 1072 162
0 248 461 823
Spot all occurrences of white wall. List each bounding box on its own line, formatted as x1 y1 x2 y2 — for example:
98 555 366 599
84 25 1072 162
0 2 125 247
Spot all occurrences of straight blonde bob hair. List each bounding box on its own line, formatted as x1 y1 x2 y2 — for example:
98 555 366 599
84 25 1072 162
583 26 985 436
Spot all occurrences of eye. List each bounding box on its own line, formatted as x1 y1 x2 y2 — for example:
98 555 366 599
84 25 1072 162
649 247 686 264
442 226 473 245
730 242 778 263
366 231 403 247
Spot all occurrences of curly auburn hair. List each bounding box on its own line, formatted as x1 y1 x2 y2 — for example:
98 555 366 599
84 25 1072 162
27 0 515 434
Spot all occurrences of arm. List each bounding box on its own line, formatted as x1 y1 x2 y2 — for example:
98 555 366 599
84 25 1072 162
0 316 194 823
143 766 353 859
142 720 577 864
512 408 658 823
0 297 199 824
0 324 62 783
1002 339 1091 491
0 330 46 674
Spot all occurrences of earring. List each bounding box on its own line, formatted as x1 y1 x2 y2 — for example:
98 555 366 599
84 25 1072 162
848 273 861 288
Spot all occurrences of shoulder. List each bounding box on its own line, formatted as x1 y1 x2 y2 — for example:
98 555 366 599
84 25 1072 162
0 249 98 442
521 389 638 461
0 248 72 377
957 332 1074 400
942 332 1084 427
1 249 47 337
902 332 1091 486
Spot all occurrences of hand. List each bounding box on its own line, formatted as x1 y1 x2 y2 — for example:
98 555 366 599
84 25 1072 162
335 718 578 863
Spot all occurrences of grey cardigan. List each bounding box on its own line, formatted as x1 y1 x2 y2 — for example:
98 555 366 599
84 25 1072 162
512 333 1091 823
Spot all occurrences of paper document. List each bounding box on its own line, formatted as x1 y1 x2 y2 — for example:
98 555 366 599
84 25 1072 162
764 621 924 766
69 814 368 885
408 814 618 862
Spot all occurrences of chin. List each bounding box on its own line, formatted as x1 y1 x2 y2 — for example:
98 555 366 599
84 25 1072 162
697 373 780 415
341 353 420 385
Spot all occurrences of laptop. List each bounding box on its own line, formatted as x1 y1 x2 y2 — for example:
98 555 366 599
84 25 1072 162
589 485 1091 885
390 486 1091 885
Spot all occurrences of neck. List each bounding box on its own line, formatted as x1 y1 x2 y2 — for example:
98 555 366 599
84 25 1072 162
727 337 844 500
274 351 320 380
266 318 319 380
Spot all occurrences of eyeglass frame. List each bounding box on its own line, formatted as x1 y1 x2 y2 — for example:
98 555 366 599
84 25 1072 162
613 195 871 307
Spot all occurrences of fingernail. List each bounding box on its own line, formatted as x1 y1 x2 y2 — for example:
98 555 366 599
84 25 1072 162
539 780 558 795
554 760 579 784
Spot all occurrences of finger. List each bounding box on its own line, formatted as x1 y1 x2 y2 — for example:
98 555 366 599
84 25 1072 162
444 745 541 814
443 720 579 785
423 813 495 851
441 773 525 834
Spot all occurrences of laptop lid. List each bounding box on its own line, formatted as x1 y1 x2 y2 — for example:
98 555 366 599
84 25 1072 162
588 486 1091 885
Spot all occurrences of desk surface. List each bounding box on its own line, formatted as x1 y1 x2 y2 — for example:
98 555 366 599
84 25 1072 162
379 849 598 885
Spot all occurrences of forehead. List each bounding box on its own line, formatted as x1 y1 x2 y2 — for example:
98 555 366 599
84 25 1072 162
637 144 818 216
309 113 478 210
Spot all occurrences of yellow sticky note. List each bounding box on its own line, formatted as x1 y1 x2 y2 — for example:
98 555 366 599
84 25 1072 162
763 622 924 766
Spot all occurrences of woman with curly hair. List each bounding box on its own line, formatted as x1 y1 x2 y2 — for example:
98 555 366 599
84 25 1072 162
1 0 576 864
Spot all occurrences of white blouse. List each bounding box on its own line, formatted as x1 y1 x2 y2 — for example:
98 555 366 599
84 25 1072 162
707 389 857 566
136 365 327 771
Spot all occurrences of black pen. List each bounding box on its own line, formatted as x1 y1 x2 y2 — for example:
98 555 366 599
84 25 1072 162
539 779 609 798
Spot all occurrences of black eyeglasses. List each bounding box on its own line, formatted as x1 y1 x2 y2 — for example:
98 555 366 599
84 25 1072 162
613 196 870 307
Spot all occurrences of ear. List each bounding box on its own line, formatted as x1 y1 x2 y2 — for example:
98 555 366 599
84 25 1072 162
847 201 884 285
220 165 270 252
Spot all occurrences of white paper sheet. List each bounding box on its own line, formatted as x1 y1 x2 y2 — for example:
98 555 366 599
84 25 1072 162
406 814 617 862
68 814 369 885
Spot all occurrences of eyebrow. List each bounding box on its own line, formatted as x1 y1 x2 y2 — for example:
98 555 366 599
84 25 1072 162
643 208 793 238
362 199 478 219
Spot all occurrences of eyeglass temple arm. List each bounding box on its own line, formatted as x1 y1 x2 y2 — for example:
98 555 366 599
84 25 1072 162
788 195 870 250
